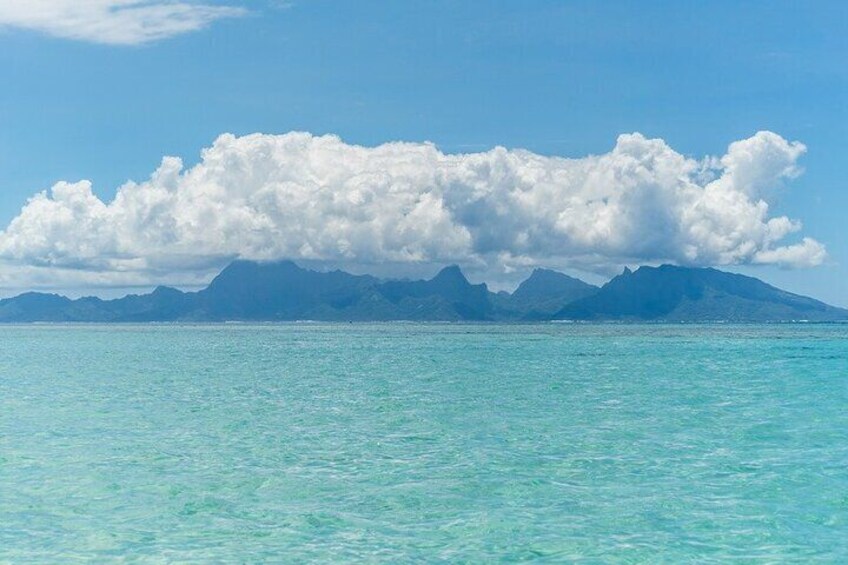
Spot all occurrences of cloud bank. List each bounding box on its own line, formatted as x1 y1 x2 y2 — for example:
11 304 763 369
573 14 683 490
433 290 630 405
0 1 245 45
0 131 825 289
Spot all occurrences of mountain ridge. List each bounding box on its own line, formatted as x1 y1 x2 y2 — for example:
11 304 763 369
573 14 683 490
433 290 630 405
556 264 846 322
0 261 844 322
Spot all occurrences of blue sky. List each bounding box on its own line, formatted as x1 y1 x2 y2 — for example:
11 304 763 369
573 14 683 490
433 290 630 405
0 0 846 305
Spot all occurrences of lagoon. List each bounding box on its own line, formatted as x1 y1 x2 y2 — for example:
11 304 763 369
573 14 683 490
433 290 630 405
2 324 847 562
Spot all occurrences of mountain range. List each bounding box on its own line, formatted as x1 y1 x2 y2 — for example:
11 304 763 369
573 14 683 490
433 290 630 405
0 260 844 322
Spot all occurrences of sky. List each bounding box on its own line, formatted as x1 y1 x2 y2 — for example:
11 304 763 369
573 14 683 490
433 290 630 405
0 0 846 306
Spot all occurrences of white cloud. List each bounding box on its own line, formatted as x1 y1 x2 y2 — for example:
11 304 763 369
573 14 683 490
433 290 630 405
753 237 827 269
0 0 245 45
0 130 826 290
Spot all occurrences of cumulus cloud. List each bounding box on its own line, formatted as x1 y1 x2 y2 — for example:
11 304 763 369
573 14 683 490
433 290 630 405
0 0 245 45
0 130 826 289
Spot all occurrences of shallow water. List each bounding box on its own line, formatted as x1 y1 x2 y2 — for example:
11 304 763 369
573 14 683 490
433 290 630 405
2 323 847 562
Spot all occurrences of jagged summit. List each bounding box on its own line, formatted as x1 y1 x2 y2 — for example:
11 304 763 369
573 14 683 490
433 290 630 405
431 264 469 284
377 264 491 319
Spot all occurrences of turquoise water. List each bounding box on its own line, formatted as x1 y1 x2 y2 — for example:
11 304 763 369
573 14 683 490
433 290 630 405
2 324 847 562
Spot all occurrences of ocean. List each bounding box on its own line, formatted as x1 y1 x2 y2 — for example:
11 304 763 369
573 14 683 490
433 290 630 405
2 323 846 562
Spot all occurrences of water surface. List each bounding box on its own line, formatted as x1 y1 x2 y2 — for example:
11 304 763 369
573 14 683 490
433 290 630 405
2 324 847 562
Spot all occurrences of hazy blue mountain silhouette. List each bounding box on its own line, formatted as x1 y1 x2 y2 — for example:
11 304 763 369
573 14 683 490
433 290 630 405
195 260 378 320
556 264 847 321
0 292 74 322
0 260 843 322
500 268 598 318
377 265 493 320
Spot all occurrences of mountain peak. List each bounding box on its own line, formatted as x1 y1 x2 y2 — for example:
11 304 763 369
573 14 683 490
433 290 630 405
508 267 598 314
432 265 468 284
528 267 560 279
210 259 302 287
519 268 590 288
152 285 182 296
